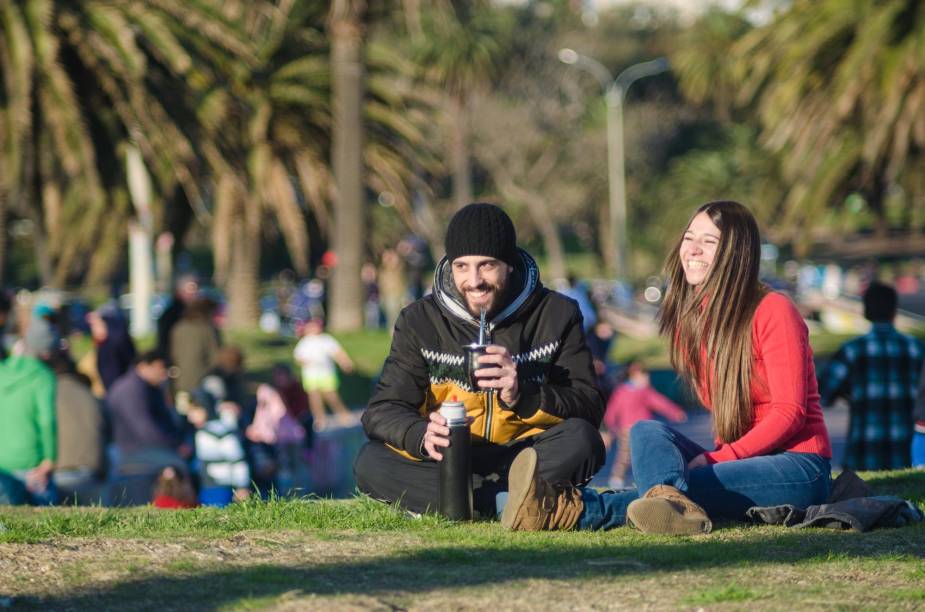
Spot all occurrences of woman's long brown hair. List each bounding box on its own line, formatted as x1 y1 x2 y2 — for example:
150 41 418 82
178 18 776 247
658 201 767 443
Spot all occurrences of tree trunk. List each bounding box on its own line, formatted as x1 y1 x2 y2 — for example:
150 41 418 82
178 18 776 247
450 94 472 209
30 211 54 287
495 177 567 282
327 1 366 332
535 211 566 282
225 198 261 329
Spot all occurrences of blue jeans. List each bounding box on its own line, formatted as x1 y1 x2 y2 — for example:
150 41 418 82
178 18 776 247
912 431 925 468
12 470 57 506
579 420 832 530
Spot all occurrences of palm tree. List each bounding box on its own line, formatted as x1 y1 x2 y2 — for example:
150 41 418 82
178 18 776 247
203 2 437 328
414 0 507 209
671 8 752 122
0 0 253 286
728 0 925 251
326 0 367 331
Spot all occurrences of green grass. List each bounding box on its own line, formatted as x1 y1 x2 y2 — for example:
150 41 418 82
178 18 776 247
682 584 760 605
1 470 923 610
0 496 449 544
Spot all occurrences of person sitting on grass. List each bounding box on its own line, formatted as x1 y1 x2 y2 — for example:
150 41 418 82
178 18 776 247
188 390 251 507
293 317 356 430
354 203 604 520
502 200 833 534
602 360 687 490
107 351 186 473
247 374 306 496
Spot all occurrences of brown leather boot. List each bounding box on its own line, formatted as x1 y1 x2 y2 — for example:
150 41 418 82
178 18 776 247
626 484 712 535
501 448 584 531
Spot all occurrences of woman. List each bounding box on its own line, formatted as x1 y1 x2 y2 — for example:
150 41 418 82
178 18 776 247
501 201 832 534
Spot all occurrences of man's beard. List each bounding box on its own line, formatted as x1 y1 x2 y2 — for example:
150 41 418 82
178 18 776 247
461 282 508 317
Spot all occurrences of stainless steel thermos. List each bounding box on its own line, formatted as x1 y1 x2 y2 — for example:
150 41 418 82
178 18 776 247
438 398 473 520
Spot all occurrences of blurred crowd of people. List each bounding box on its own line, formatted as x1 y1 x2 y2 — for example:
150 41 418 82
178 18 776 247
0 274 358 509
257 239 433 337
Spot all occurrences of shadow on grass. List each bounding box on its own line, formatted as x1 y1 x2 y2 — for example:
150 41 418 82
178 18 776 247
16 526 925 610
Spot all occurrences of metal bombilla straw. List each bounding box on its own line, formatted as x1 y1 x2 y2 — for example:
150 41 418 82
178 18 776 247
478 307 486 346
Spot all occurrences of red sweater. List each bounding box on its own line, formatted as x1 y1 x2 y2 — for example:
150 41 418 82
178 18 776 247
700 292 832 464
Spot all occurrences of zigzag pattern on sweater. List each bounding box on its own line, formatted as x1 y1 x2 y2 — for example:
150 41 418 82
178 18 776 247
429 376 474 392
513 340 560 385
512 341 560 364
420 349 465 366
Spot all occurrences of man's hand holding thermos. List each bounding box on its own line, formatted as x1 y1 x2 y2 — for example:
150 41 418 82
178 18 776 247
430 398 473 520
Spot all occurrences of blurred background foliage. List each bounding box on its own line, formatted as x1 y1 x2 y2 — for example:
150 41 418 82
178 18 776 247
2 0 925 329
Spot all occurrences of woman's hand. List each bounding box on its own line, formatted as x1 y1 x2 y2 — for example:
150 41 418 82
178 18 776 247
687 453 709 470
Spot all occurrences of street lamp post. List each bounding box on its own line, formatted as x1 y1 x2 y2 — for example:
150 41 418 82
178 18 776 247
559 49 669 281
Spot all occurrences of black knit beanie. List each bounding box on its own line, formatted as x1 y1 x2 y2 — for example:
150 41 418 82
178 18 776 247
445 203 518 266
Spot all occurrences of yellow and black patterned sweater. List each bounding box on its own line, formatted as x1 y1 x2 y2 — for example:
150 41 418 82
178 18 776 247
361 249 603 461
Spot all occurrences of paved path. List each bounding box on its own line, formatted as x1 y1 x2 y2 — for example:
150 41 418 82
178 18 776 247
590 404 850 488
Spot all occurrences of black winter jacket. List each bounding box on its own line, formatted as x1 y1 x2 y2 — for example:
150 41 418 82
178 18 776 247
362 249 603 460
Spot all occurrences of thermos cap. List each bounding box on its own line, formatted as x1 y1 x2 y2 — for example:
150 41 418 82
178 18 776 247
440 401 467 425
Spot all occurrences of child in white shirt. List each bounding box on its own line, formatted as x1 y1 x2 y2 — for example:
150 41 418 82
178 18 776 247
293 317 356 430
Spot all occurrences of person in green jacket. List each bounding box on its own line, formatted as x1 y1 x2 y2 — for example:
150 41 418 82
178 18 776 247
0 317 58 505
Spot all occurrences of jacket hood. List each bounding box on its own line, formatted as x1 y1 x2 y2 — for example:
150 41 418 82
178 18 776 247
432 247 541 333
0 354 53 390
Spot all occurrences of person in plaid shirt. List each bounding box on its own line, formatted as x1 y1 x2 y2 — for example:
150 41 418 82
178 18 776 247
821 282 923 470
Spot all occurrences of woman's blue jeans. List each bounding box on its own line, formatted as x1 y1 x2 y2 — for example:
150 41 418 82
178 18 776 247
579 420 831 530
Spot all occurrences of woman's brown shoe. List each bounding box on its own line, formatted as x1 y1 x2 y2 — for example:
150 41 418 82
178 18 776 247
626 484 712 535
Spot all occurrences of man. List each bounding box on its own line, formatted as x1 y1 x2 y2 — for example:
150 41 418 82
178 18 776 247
0 317 58 505
354 203 604 520
822 281 923 470
107 350 185 471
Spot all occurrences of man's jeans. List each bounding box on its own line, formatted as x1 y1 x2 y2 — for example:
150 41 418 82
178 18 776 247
54 468 102 505
11 470 57 506
579 420 832 530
